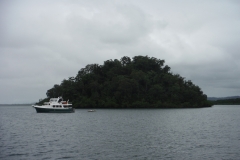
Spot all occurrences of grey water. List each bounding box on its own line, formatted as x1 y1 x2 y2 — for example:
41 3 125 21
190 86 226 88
0 105 240 160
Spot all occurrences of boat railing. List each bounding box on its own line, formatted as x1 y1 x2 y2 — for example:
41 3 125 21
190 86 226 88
62 101 72 104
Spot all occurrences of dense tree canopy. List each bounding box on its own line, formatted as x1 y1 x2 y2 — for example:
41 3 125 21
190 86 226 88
38 56 212 108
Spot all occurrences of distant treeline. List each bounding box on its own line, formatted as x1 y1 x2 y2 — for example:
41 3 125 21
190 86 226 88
38 56 212 108
212 98 240 105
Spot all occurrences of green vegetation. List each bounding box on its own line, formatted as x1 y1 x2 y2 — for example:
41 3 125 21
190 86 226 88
38 56 212 108
212 98 240 105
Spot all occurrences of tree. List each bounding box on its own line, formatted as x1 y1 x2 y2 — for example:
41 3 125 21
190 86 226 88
39 55 212 108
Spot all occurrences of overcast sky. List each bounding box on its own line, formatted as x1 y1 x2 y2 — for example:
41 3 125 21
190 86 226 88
1 0 240 103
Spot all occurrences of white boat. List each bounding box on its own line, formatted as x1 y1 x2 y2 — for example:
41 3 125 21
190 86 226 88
32 97 74 113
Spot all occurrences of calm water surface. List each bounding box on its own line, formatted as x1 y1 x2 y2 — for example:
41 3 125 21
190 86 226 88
0 105 240 160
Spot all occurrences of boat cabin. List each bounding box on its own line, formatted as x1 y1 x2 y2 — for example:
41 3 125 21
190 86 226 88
50 97 63 103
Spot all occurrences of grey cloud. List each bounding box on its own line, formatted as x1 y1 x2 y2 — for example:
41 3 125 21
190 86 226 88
66 4 157 45
0 0 240 103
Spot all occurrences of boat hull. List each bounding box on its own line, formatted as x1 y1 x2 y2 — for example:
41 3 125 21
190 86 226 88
34 106 75 113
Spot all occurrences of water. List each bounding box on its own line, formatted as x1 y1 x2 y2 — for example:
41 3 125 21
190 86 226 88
1 105 240 160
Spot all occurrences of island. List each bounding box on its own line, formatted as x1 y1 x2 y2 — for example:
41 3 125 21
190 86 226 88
37 56 212 108
211 97 240 105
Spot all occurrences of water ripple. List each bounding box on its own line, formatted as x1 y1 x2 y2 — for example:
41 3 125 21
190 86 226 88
1 106 240 159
